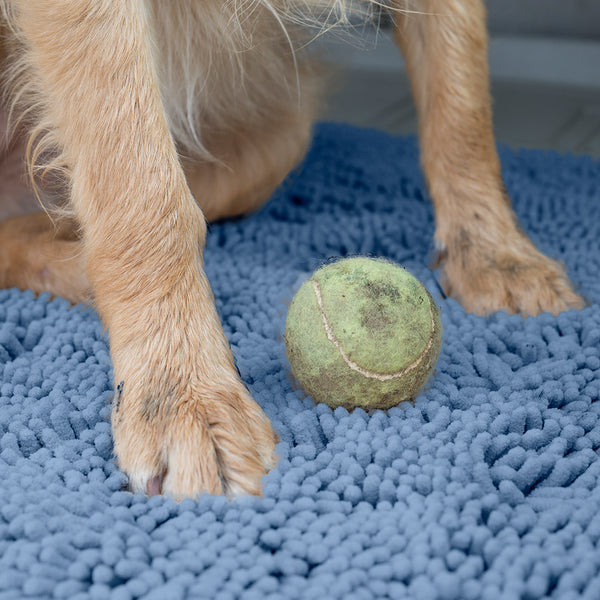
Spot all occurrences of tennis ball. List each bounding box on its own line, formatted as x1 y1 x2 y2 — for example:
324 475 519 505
284 257 442 410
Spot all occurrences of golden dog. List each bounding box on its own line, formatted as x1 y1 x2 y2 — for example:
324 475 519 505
0 1 584 499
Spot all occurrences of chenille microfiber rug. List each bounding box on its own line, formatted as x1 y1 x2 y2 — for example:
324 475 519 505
2 123 600 600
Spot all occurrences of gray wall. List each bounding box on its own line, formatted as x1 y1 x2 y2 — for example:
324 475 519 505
487 0 600 39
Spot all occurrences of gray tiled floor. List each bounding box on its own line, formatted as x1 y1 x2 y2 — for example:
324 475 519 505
318 33 600 157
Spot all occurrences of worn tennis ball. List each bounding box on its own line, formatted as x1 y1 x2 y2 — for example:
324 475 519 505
284 257 442 410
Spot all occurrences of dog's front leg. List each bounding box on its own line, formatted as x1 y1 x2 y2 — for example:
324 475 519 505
394 0 584 316
13 1 276 499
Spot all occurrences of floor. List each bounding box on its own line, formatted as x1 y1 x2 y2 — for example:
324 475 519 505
317 31 600 157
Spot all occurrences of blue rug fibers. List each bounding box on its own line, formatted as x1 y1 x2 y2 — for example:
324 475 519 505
2 123 600 599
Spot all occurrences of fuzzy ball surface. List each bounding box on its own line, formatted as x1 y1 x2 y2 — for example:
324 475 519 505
284 257 442 409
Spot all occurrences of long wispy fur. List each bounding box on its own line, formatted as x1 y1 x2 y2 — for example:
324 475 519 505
0 2 68 204
1 0 390 177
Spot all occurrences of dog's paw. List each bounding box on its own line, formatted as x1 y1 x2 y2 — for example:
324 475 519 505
112 374 277 500
438 241 585 317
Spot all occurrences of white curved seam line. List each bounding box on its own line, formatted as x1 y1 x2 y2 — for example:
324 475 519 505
312 279 435 381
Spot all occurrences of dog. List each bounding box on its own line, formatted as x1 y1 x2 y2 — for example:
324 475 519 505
0 1 585 500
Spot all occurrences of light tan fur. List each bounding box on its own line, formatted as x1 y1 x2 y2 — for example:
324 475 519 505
0 0 584 499
394 0 583 315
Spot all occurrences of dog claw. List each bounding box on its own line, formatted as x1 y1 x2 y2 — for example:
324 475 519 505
146 476 163 496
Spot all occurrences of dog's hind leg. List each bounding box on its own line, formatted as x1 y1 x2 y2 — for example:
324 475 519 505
394 0 584 316
182 113 314 223
8 0 277 499
0 212 90 302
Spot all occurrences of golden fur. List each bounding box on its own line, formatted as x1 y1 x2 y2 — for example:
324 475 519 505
0 0 584 499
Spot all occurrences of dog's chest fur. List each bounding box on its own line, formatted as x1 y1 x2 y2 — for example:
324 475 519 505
146 1 316 159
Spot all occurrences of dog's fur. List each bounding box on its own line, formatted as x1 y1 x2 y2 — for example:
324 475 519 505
0 0 585 499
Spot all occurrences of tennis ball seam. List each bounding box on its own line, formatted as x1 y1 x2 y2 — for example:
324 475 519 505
312 279 437 382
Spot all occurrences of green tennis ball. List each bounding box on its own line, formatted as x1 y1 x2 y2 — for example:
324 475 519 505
284 257 442 410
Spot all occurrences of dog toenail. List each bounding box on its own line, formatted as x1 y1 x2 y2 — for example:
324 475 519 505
146 476 162 496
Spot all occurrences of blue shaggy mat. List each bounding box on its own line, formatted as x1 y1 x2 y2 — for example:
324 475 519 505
2 123 600 600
